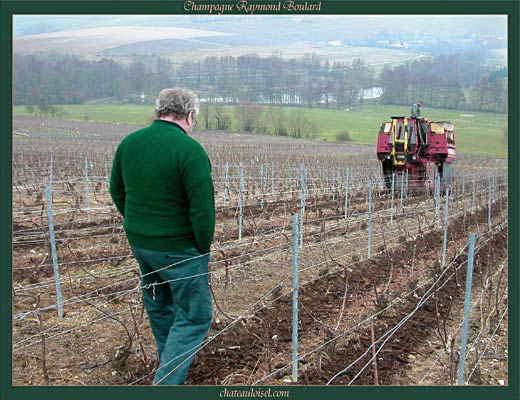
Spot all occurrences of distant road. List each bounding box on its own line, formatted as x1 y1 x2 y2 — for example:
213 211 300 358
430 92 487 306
327 53 428 72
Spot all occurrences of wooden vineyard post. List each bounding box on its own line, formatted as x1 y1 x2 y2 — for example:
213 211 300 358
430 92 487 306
458 233 476 385
292 214 299 383
367 179 373 258
45 184 63 320
442 187 450 268
370 319 379 385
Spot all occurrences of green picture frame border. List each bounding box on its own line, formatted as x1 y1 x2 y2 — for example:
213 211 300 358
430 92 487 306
1 1 517 399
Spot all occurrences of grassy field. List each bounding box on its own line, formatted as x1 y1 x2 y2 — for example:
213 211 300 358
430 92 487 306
13 104 507 158
164 44 426 67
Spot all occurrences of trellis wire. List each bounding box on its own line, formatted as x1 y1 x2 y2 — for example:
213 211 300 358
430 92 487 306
17 211 508 386
466 307 508 384
13 153 508 384
328 231 498 386
15 190 500 324
418 270 501 384
253 225 504 385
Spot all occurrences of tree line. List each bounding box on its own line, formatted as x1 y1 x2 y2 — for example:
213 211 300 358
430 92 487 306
380 53 507 113
14 50 507 114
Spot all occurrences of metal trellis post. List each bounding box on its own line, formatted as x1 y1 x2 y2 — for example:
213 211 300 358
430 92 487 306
45 184 63 320
471 176 475 211
224 161 229 206
49 154 53 185
292 214 299 383
399 171 404 210
436 174 441 229
326 165 329 195
488 179 492 230
368 179 373 258
271 160 275 195
458 232 476 385
239 163 244 240
344 168 350 218
390 171 395 223
85 156 91 222
405 170 409 200
105 161 110 191
492 174 496 201
332 165 336 201
260 164 264 209
442 187 450 268
299 165 306 248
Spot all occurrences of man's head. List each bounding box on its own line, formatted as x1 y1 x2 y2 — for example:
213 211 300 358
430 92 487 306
155 88 199 134
417 100 423 107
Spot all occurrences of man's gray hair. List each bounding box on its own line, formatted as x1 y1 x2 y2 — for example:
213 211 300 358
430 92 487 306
155 88 200 119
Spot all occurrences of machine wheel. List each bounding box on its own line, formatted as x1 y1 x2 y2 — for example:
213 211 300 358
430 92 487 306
438 161 454 194
382 159 394 190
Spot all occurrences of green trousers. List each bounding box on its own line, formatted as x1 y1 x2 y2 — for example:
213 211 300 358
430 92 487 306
131 245 212 385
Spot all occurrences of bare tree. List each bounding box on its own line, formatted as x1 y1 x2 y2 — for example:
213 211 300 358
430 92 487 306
267 106 287 136
213 103 231 131
199 103 213 130
235 101 263 133
287 111 319 139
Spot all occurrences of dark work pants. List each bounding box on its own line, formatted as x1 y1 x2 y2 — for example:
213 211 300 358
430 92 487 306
130 246 212 385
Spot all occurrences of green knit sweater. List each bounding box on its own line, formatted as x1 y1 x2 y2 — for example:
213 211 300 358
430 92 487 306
110 120 215 254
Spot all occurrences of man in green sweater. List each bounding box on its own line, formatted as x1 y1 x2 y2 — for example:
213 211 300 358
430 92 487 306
110 88 215 385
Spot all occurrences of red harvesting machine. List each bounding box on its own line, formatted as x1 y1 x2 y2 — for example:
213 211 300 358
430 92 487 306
376 117 456 191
